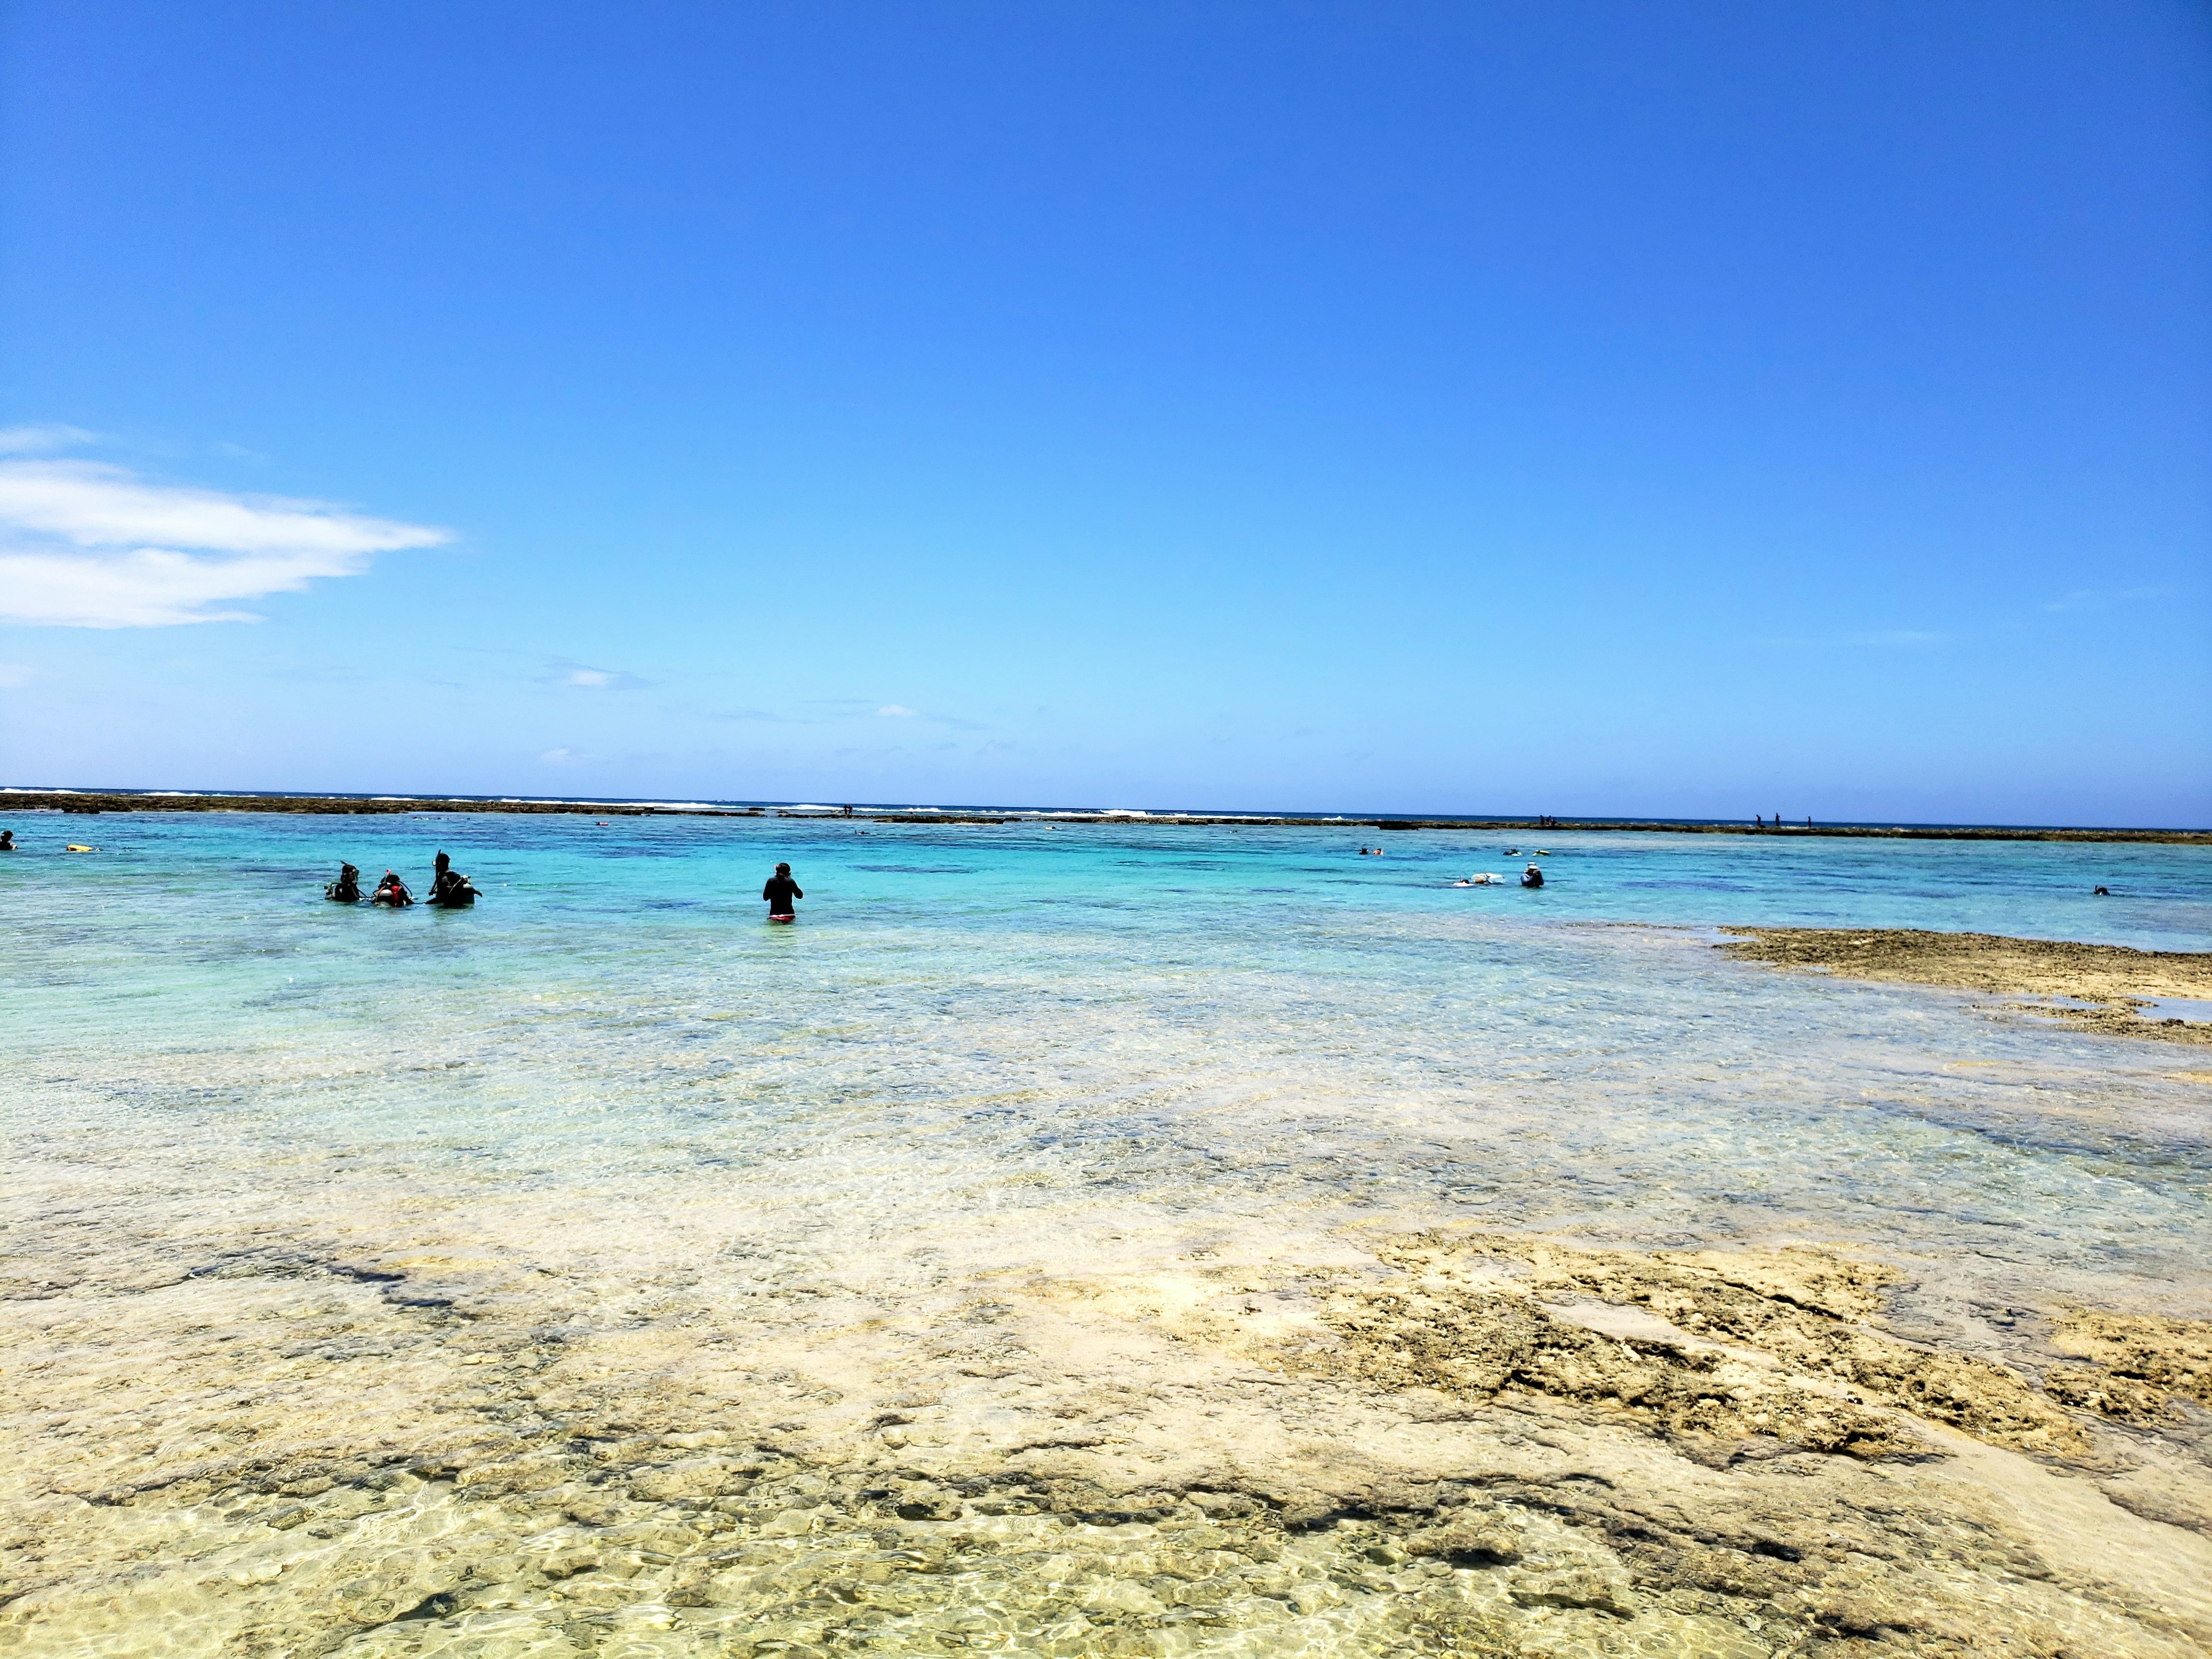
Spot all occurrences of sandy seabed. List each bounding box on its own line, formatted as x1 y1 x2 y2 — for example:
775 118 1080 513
6 1159 2212 1659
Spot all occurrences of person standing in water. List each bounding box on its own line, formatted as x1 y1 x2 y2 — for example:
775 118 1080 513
426 851 480 907
763 861 802 922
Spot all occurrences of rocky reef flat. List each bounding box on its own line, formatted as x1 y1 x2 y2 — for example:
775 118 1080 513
3 790 2206 841
1718 927 2212 1045
6 1186 2211 1658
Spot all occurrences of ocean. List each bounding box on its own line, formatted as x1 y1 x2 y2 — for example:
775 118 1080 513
5 813 2210 1657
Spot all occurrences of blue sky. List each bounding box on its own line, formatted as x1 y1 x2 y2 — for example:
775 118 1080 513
2 1 2206 823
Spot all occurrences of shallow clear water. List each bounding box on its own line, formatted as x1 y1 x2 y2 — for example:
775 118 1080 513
4 814 2210 1657
9 813 2208 1252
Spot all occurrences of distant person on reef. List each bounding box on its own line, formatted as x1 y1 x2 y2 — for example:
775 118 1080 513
426 851 480 907
372 869 413 906
324 862 361 902
764 862 802 922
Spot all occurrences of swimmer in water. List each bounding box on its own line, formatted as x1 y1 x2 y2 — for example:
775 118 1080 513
763 861 802 922
1520 863 1544 888
0 830 13 851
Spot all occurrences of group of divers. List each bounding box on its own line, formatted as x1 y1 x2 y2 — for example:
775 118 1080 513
319 842 1535 918
324 851 482 908
319 854 806 919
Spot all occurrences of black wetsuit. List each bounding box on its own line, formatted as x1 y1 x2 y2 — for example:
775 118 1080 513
763 874 802 916
427 869 477 907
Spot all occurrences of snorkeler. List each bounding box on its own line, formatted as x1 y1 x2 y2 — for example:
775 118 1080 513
425 850 480 907
763 861 802 922
372 869 414 906
1521 863 1544 888
324 862 361 902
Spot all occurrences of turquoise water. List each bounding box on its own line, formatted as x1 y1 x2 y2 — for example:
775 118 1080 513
6 814 2212 1658
9 813 2209 1267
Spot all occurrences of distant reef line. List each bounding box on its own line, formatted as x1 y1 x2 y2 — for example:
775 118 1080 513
2 790 2206 843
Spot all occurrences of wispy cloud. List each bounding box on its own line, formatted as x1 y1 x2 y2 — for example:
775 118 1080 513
875 702 985 729
1753 627 1949 650
0 424 96 456
711 706 802 724
0 663 33 687
548 661 647 691
2041 586 2168 614
0 451 448 627
1836 629 1944 647
542 747 578 764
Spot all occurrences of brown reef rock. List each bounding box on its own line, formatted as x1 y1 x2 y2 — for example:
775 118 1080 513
1319 1233 2093 1462
1716 927 2212 1045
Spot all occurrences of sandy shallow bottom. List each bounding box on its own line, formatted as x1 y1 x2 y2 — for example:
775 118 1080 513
7 1150 2212 1659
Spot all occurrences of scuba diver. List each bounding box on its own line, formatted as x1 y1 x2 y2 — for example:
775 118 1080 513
425 851 480 907
763 861 802 922
1520 863 1545 888
324 862 361 902
372 869 414 906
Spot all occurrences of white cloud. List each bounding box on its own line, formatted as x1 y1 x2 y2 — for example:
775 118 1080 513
0 425 96 456
0 663 33 687
877 704 918 717
543 748 576 764
547 660 646 690
0 456 448 627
